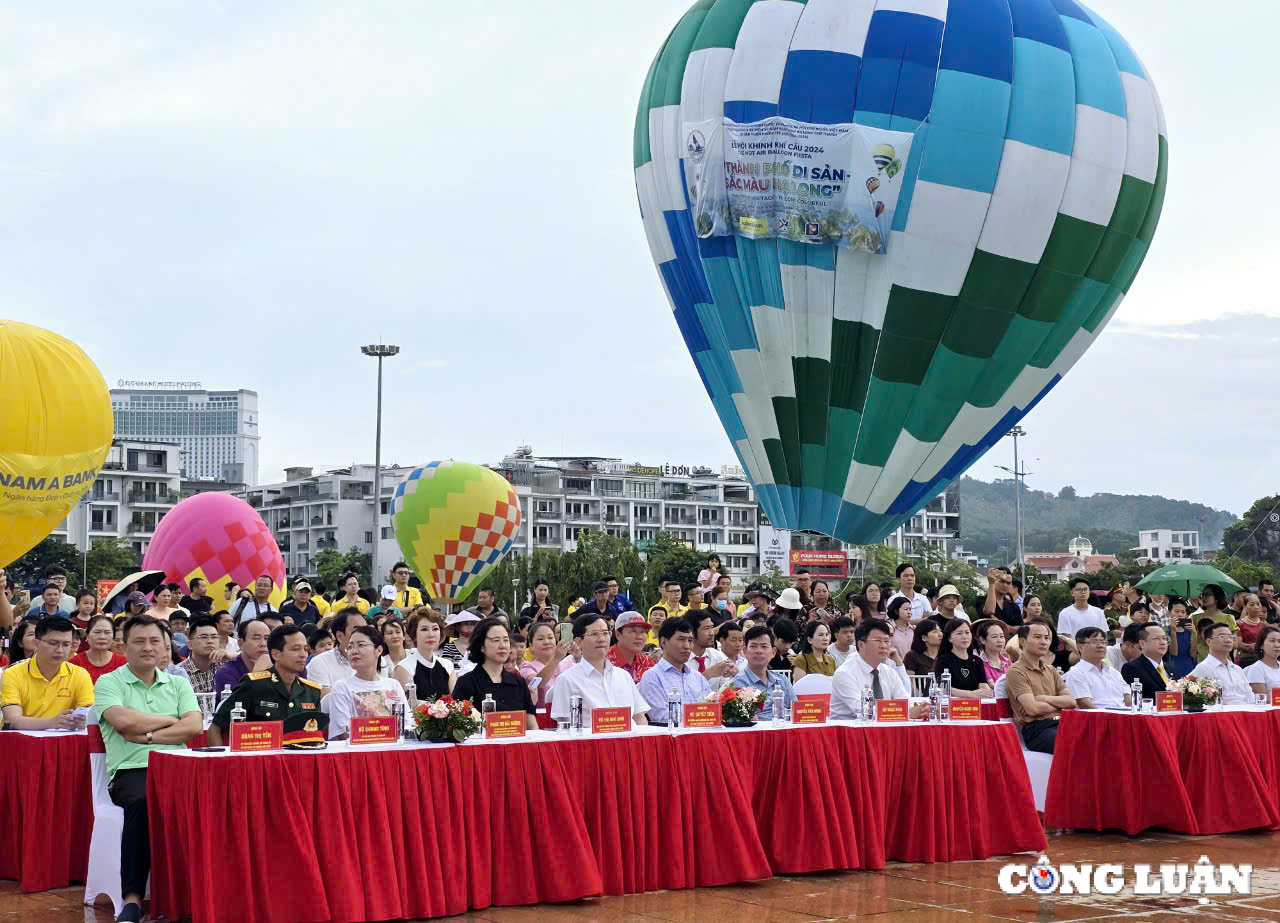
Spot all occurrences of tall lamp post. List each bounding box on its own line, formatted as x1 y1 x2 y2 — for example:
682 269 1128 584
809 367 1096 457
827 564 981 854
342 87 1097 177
361 343 400 588
999 426 1028 586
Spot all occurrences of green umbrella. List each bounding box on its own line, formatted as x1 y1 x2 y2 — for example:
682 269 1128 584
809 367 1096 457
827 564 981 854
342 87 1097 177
1135 563 1243 599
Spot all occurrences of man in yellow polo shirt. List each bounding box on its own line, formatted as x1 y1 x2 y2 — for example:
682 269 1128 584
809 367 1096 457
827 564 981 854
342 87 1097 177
389 562 425 610
1 615 93 730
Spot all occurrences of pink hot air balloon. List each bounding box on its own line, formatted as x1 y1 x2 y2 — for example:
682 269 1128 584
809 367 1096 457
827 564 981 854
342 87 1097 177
143 492 286 608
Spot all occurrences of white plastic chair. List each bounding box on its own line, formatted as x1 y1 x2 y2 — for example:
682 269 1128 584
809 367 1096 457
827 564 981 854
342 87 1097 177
84 711 124 916
991 679 1053 812
792 673 833 696
907 674 933 698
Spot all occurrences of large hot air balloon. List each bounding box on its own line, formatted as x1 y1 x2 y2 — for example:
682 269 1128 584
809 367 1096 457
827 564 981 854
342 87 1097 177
0 320 113 566
634 0 1166 543
143 492 286 607
390 461 521 605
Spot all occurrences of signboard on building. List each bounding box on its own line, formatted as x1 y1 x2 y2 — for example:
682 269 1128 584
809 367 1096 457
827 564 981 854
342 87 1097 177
758 526 791 572
789 549 847 578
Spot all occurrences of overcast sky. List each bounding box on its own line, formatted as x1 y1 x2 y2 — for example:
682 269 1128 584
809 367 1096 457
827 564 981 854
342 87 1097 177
4 1 1275 517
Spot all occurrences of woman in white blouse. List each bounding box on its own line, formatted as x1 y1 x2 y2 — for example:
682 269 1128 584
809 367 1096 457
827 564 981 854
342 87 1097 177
1246 625 1280 696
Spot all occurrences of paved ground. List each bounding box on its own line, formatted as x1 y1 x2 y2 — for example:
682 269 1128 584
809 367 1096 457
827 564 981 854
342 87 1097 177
13 828 1280 921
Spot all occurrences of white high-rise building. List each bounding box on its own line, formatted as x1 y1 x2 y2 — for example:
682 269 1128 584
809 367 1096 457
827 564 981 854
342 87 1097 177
111 382 260 486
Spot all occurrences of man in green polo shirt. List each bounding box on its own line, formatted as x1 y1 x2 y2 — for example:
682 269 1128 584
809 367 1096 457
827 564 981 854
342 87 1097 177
95 615 202 923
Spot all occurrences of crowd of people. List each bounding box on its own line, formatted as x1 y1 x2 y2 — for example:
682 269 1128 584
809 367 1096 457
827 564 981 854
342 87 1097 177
2 556 1279 921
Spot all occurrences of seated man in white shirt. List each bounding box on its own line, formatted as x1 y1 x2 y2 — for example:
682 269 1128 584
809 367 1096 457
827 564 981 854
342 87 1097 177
1189 622 1253 705
1064 627 1132 709
830 618 927 720
551 612 649 726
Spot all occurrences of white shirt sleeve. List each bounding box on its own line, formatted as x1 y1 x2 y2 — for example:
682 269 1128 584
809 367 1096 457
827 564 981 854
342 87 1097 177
830 662 863 720
323 681 355 737
630 680 650 718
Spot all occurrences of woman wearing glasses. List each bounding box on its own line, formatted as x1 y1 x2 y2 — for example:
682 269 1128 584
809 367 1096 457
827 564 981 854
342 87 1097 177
323 625 408 739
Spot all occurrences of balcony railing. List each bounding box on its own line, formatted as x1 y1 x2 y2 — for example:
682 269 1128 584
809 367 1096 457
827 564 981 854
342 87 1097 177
90 492 122 502
126 522 155 534
127 491 171 505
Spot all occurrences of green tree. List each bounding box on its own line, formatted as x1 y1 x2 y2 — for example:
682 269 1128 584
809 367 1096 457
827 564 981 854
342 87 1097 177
313 547 373 592
84 539 141 590
641 532 706 602
1209 551 1274 592
6 536 82 587
1220 496 1280 568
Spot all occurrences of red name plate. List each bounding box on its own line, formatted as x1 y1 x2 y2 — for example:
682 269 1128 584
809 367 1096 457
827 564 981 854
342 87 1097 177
682 703 722 727
1155 691 1183 713
484 711 527 739
349 716 399 745
949 698 982 721
591 706 631 734
791 693 830 724
230 721 282 752
1272 688 1280 707
875 699 909 722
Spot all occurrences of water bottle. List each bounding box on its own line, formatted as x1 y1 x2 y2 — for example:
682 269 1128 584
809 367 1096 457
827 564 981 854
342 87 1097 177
219 683 233 707
860 685 874 721
940 669 952 721
403 680 417 712
1131 679 1143 712
928 677 941 722
667 685 682 728
570 693 584 734
770 687 785 726
481 693 496 716
230 700 246 725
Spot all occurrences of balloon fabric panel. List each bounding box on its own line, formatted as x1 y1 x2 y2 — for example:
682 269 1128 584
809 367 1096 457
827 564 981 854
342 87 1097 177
634 0 1165 544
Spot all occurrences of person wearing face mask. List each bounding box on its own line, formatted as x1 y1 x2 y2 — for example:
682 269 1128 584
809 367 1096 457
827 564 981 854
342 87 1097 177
707 586 734 621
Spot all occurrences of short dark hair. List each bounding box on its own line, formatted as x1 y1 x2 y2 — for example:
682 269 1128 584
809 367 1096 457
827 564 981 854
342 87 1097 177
744 625 773 647
1202 621 1232 642
188 615 219 636
659 617 692 643
772 617 798 644
1194 616 1217 635
1168 597 1188 614
332 608 367 638
34 615 75 638
74 588 97 603
43 565 67 578
716 620 743 642
855 618 891 646
1069 577 1090 590
85 614 114 634
602 576 619 585
1260 580 1276 591
268 624 306 655
236 618 267 641
466 617 509 665
572 611 608 639
1023 617 1054 639
685 609 713 632
1075 626 1105 644
391 561 410 573
886 596 910 622
1128 601 1150 616
121 614 162 641
1121 623 1145 645
1138 623 1166 643
831 616 855 633
895 562 913 578
189 577 206 590
910 619 940 654
349 625 386 668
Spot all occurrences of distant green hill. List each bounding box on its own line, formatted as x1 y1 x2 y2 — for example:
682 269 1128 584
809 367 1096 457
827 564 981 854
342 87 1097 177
955 477 1238 560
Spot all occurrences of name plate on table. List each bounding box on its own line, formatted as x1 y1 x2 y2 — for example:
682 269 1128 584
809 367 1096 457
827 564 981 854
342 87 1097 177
875 699 909 722
591 707 631 734
1155 691 1183 712
484 711 527 739
1272 688 1280 707
949 699 982 721
229 721 282 752
682 703 722 727
792 694 830 724
349 716 399 745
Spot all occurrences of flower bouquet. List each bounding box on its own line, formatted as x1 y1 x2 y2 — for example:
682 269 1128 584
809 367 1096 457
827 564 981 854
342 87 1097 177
712 685 767 727
1166 677 1222 712
413 696 483 742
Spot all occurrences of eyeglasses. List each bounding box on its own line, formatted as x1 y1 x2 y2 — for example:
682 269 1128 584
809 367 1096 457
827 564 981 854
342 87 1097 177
346 642 377 653
40 639 74 651
582 630 611 639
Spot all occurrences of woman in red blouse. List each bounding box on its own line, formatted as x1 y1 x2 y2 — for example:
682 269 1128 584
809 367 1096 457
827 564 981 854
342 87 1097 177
69 615 126 683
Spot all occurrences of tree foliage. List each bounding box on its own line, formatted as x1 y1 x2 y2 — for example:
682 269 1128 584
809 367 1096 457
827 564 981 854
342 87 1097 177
957 476 1237 558
1220 495 1280 569
5 537 82 589
84 539 142 590
312 547 373 592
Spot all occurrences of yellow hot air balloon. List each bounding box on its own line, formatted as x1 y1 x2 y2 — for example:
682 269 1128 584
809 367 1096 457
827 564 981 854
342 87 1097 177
0 321 113 566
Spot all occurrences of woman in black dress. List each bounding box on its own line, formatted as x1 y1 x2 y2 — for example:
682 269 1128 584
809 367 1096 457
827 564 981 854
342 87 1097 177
451 617 538 729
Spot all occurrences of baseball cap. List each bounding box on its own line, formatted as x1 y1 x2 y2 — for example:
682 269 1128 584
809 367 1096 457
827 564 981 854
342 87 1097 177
380 585 398 601
127 591 149 607
615 611 651 632
294 581 312 593
592 580 609 593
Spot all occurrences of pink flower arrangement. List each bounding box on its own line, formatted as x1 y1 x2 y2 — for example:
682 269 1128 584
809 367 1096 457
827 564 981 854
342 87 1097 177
413 695 482 742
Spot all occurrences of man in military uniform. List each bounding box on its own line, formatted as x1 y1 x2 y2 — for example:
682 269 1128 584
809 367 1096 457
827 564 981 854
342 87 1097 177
208 625 323 745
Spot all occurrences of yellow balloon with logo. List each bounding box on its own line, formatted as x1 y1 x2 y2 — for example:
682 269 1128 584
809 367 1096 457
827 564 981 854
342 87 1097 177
0 320 113 566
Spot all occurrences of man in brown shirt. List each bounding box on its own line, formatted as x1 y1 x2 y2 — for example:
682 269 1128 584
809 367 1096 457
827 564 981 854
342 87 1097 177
1005 618 1076 753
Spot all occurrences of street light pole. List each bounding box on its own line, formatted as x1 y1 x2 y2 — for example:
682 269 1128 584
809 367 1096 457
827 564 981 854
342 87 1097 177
361 343 400 588
1007 426 1026 586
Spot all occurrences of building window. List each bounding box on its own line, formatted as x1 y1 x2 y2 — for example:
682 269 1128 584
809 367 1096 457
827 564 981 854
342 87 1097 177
536 500 555 514
381 527 393 539
699 531 719 545
365 531 374 543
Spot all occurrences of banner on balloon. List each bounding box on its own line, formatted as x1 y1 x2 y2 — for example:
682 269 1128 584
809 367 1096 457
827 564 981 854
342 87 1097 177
683 116 912 255
0 450 104 516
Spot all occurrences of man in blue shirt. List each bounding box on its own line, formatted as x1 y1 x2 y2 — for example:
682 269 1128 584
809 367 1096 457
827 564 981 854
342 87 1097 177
637 617 710 725
732 625 795 719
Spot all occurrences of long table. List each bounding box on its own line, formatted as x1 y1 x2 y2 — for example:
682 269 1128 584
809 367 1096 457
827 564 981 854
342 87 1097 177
147 719 1045 923
0 730 93 891
1045 706 1280 835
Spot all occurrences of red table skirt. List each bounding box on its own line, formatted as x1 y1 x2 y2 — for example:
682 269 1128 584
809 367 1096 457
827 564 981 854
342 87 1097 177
0 733 93 891
149 722 1045 923
1045 709 1280 835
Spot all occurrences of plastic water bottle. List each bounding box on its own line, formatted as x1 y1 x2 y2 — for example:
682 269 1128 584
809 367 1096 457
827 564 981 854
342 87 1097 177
860 685 874 721
219 683 233 707
940 669 952 721
403 681 417 711
481 693 496 716
928 677 941 722
570 693 584 734
1131 679 1143 712
667 685 683 728
229 700 246 725
770 687 785 726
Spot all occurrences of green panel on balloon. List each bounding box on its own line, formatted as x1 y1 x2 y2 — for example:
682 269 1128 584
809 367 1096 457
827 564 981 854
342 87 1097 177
1018 267 1082 324
793 357 830 444
1136 137 1168 246
689 0 753 51
855 380 919 468
1087 176 1154 282
968 315 1055 407
904 347 986 443
829 320 878 411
